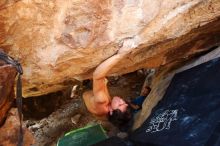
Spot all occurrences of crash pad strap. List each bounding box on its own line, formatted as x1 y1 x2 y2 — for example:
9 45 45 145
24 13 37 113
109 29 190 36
0 50 23 146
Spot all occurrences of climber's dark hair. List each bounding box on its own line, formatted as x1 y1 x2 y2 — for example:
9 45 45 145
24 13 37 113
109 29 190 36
108 107 132 129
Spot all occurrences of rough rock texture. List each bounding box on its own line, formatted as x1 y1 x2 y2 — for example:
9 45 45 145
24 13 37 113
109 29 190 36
0 0 220 97
0 108 35 146
24 98 94 146
0 64 16 124
133 46 220 129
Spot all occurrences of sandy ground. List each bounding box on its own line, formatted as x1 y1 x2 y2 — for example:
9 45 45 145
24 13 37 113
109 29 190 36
22 71 147 146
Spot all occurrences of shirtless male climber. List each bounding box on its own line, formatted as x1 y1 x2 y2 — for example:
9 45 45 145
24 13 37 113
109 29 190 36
83 38 138 121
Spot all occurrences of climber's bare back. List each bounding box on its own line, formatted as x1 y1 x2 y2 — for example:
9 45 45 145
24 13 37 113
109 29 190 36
83 90 110 117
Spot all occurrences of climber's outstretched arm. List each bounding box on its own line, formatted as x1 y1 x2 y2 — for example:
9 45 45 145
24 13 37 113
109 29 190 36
93 54 126 80
93 38 137 96
93 38 137 80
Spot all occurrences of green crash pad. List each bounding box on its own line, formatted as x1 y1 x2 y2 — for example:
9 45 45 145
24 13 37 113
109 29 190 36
57 124 108 146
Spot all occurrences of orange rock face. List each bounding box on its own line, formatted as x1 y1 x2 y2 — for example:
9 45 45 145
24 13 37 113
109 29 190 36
0 108 35 146
0 0 220 97
0 64 16 124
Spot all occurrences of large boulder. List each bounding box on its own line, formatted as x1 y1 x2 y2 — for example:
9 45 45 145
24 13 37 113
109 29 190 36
0 0 220 97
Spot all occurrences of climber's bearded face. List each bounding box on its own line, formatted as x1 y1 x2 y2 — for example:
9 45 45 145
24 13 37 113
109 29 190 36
111 96 128 112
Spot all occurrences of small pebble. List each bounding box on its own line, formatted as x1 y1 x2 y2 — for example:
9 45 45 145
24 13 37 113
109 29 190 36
71 114 81 124
137 69 144 76
70 85 78 98
117 132 128 139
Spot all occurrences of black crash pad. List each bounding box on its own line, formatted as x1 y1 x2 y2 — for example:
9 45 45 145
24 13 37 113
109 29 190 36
92 136 129 146
129 57 220 146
